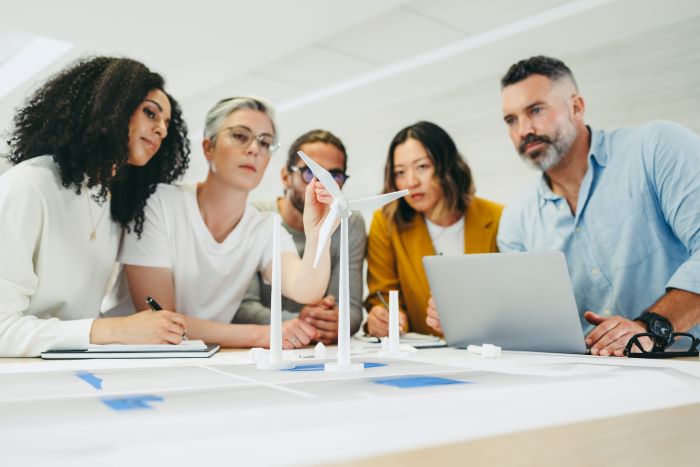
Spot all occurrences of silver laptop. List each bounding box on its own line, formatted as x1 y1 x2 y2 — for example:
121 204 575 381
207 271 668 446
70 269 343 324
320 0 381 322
423 251 587 354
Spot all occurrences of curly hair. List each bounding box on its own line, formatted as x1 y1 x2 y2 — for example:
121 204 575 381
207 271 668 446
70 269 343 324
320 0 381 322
6 56 190 236
382 121 474 230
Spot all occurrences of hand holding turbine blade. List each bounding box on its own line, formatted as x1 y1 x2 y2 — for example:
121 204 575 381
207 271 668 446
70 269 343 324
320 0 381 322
298 151 342 199
299 150 344 268
348 190 409 212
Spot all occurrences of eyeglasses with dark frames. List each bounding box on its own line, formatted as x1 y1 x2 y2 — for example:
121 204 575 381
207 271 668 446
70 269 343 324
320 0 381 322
289 165 349 186
624 331 699 358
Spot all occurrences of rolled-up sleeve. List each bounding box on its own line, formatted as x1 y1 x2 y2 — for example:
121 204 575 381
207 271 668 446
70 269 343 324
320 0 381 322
647 122 700 294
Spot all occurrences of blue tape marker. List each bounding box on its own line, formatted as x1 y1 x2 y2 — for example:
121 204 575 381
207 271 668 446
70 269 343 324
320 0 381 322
76 372 103 390
285 363 325 371
284 362 387 372
101 395 164 411
373 375 466 389
362 362 386 369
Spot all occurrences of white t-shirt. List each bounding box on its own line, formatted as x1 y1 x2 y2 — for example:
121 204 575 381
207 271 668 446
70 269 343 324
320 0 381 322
0 156 120 357
425 216 465 256
118 184 296 323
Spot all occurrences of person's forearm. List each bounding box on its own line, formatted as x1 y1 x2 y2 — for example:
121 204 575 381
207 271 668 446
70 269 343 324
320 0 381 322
234 302 272 325
285 234 330 304
234 303 298 324
184 316 267 348
647 288 700 332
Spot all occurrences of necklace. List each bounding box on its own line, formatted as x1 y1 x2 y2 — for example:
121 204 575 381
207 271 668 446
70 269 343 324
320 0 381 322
86 191 108 242
426 215 465 256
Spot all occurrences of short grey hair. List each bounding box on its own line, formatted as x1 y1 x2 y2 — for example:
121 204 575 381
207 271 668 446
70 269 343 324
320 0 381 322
203 96 277 141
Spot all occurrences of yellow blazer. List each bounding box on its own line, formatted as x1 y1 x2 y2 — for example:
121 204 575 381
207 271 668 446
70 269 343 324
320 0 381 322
364 197 503 335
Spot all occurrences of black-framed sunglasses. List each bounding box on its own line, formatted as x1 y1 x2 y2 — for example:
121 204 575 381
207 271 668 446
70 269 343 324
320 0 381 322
624 332 699 358
289 165 349 186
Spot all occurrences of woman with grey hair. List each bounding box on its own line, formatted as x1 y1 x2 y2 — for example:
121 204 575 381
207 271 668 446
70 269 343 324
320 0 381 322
118 97 335 348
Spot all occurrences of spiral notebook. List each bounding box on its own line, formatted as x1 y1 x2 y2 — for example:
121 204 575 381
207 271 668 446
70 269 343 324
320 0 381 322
41 339 220 359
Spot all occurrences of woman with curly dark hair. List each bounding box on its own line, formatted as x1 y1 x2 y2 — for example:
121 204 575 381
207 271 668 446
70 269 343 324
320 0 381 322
364 121 503 337
0 56 190 357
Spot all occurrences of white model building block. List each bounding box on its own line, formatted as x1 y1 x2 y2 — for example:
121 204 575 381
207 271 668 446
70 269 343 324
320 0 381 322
314 342 327 359
467 343 502 358
378 291 414 358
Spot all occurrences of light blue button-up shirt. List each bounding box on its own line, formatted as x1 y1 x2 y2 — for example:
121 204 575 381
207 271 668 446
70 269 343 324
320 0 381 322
498 121 700 335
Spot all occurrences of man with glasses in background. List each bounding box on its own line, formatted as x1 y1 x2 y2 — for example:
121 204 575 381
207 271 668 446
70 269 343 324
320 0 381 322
235 130 366 344
497 56 700 357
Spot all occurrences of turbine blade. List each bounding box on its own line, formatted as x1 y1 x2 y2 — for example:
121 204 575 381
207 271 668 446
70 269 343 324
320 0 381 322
348 189 409 212
313 204 339 268
297 151 342 199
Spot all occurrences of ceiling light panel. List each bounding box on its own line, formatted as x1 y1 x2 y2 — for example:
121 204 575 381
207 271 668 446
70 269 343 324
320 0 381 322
321 7 465 64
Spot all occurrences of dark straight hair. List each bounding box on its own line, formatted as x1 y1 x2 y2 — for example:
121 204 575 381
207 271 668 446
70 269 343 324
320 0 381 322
501 55 578 90
382 121 474 230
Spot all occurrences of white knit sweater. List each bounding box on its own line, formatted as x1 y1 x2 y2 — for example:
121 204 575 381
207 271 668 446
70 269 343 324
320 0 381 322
0 156 120 357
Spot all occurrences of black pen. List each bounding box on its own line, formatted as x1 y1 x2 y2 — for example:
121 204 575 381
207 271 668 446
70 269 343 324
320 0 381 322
146 296 162 311
376 291 406 333
146 296 188 340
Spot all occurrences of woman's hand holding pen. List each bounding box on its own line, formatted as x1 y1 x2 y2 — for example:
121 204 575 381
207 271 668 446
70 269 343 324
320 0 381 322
89 309 188 345
366 305 408 337
147 296 188 340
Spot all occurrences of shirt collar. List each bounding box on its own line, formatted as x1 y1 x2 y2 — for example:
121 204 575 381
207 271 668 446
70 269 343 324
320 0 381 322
536 174 559 208
587 126 607 167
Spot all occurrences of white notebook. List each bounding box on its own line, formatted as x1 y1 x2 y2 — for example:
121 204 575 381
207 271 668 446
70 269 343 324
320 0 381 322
353 332 446 348
86 340 208 352
41 340 220 359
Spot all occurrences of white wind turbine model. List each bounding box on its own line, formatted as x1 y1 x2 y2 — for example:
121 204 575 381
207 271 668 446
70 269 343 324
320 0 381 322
257 214 295 370
298 151 408 372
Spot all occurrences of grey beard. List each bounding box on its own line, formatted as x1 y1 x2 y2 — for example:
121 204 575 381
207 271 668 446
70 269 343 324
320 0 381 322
520 123 576 171
521 144 566 171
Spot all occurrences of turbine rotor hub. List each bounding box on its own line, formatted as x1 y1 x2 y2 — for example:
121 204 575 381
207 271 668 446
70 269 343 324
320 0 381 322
334 197 349 213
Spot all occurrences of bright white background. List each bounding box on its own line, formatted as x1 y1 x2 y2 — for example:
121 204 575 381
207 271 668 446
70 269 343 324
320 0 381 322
2 0 700 213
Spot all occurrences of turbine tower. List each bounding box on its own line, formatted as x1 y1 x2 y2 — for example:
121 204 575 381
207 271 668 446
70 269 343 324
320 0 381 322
298 151 408 371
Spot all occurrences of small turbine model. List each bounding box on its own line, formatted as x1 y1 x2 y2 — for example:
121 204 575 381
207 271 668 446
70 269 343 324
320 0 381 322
298 151 408 371
377 290 413 358
257 214 295 370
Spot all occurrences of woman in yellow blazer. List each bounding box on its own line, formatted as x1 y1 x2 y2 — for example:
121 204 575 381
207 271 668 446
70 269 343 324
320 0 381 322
365 121 503 337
